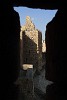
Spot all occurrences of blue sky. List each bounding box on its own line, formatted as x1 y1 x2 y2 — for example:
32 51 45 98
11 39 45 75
14 7 57 40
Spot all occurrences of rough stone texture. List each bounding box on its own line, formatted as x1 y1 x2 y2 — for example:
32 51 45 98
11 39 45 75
0 0 67 100
34 68 52 94
45 9 67 100
19 65 34 100
20 30 23 66
20 16 42 71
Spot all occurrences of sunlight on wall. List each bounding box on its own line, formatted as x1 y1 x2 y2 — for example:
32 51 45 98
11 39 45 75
14 7 57 40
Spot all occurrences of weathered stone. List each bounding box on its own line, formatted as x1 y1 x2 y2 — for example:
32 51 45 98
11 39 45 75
19 64 34 100
20 16 42 71
22 64 33 70
0 1 67 100
42 40 46 53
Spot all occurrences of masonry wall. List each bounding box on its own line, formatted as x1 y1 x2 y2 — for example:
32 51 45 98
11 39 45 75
22 30 37 66
38 31 42 70
22 29 42 71
0 1 67 100
20 16 42 71
42 40 46 53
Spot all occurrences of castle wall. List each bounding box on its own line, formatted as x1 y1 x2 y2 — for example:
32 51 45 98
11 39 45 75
20 16 42 71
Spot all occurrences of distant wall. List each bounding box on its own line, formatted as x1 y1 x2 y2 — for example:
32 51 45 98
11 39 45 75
20 17 42 71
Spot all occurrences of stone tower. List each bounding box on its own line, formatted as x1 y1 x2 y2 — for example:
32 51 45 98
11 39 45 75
20 16 42 71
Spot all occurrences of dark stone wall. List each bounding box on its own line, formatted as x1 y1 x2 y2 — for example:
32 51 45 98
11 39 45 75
0 1 67 100
13 0 66 9
45 9 67 100
22 32 37 66
0 1 20 100
45 9 67 82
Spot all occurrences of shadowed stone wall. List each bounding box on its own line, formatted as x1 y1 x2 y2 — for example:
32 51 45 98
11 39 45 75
0 1 20 100
0 0 67 100
20 16 42 71
45 9 67 100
